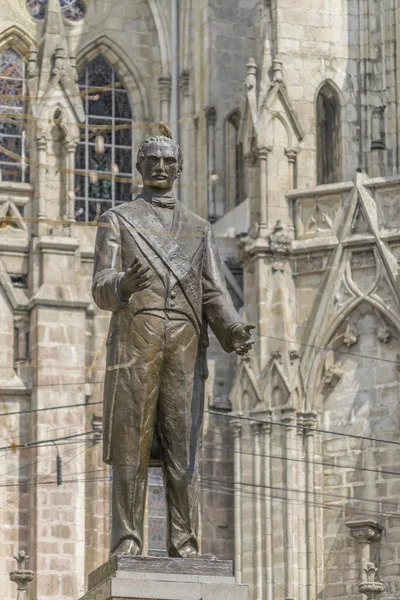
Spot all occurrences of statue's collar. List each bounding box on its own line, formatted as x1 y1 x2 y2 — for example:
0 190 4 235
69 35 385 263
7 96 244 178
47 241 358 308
141 187 175 206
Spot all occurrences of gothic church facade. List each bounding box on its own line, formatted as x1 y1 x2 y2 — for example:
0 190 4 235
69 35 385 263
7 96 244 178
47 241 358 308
0 1 399 600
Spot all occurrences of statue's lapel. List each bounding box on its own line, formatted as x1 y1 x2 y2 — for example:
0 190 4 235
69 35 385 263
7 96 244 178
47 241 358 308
116 198 203 328
172 200 205 261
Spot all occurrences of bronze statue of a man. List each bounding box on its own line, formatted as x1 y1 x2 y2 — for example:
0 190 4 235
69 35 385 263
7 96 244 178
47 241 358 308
92 131 254 559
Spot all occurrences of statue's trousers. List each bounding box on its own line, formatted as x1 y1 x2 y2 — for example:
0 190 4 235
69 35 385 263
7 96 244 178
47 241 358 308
109 312 202 556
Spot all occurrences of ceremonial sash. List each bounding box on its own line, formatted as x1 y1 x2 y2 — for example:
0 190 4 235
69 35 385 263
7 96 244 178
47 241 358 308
116 199 203 329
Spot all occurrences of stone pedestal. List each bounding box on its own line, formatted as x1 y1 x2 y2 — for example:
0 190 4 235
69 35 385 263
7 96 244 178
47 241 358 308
79 555 249 600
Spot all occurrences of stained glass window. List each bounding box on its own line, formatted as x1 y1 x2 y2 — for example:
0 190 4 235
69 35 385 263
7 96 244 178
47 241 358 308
0 48 28 183
75 56 134 222
148 468 167 557
26 0 85 21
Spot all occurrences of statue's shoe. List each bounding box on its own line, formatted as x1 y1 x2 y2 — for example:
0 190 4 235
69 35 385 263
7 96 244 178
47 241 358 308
110 540 141 558
177 544 199 558
172 544 218 560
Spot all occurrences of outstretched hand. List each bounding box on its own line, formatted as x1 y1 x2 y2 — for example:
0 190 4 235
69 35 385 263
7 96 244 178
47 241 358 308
231 324 256 356
120 257 151 298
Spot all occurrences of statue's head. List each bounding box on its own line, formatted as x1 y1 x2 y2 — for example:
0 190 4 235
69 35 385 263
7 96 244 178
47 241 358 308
136 135 183 190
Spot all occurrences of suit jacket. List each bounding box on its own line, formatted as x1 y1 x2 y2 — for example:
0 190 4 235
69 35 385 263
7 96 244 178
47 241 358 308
92 195 244 463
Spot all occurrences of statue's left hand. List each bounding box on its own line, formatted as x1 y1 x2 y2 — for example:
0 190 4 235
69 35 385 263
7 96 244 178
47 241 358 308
230 324 256 356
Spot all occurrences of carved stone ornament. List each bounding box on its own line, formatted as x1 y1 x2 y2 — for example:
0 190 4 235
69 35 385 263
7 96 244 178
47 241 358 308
323 351 342 388
271 350 283 363
269 220 292 254
345 519 383 543
272 261 285 273
377 327 391 344
52 44 66 76
290 350 301 363
27 45 38 79
272 55 284 84
343 324 358 348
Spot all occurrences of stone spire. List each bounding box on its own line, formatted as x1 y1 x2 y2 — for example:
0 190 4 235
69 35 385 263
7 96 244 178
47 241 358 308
28 0 84 122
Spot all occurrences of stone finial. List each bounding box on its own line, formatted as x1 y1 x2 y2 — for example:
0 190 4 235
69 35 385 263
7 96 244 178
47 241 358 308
69 54 79 83
27 45 38 79
358 562 386 600
272 55 284 84
9 551 34 600
246 58 257 91
52 44 66 76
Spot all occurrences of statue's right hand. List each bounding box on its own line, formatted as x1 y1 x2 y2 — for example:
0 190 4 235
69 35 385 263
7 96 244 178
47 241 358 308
120 257 151 297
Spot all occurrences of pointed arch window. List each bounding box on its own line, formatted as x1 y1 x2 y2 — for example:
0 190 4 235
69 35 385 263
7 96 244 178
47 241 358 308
316 82 341 185
0 48 28 183
26 0 85 21
75 56 134 222
224 110 243 213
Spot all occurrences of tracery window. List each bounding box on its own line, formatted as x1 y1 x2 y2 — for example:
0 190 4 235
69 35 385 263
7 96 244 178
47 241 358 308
0 48 28 183
224 110 243 213
26 0 85 21
75 57 134 222
316 82 341 185
148 468 167 556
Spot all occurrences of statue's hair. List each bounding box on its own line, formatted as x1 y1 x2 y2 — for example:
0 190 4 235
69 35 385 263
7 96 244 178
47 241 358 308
136 136 184 172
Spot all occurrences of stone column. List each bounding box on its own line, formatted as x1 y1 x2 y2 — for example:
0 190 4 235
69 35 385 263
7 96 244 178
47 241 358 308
179 70 191 207
36 136 47 221
14 316 29 364
193 116 200 215
158 74 172 123
258 147 271 236
65 140 77 221
230 418 243 584
205 106 217 220
244 151 258 235
303 411 317 600
285 149 298 190
296 412 306 600
262 413 273 600
251 421 264 600
281 407 297 600
346 520 383 583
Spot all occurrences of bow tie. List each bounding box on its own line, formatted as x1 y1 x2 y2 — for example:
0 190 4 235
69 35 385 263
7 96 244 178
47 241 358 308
149 197 175 209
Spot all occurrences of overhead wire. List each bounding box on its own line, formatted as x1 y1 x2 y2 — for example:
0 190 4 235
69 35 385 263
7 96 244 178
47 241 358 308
205 410 400 447
0 438 399 515
0 471 396 523
0 441 92 510
0 397 399 452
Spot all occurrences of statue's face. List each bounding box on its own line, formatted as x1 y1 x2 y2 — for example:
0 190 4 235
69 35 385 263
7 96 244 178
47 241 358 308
137 139 180 189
